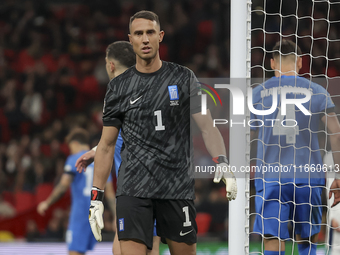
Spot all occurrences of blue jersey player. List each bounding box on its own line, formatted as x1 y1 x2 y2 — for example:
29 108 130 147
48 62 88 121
37 128 114 255
250 39 340 255
75 41 160 255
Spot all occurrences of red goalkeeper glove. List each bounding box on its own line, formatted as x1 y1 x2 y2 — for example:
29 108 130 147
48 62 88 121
89 187 104 241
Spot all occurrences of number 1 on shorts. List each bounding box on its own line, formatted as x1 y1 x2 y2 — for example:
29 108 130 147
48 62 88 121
182 206 192 227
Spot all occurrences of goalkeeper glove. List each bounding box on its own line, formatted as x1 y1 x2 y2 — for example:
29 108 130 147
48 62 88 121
213 155 237 201
89 187 104 241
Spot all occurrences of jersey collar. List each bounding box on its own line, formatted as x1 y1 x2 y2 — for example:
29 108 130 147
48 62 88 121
133 61 167 77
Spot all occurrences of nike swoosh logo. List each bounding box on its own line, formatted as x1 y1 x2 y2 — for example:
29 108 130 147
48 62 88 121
179 229 193 236
130 96 143 104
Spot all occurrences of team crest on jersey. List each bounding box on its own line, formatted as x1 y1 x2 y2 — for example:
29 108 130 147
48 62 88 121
168 85 179 106
119 218 124 231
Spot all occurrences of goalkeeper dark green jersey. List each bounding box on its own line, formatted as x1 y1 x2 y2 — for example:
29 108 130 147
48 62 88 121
102 61 201 199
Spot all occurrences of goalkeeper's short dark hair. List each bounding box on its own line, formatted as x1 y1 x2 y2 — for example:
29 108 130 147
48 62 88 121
106 41 135 68
65 127 89 145
129 10 160 31
272 39 302 59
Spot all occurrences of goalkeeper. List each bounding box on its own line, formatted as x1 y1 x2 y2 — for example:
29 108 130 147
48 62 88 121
76 41 160 255
251 39 340 255
77 10 237 255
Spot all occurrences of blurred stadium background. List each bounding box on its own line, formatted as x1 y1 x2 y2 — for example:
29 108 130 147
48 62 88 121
0 0 339 254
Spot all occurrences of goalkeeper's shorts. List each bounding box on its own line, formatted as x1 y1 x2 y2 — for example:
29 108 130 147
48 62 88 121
116 195 197 250
253 182 322 239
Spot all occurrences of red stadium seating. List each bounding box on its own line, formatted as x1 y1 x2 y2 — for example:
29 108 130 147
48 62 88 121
14 192 35 213
2 191 14 206
0 189 71 237
35 183 54 205
196 212 212 236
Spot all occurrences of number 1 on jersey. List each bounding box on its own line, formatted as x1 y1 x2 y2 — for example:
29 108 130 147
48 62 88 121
154 110 165 131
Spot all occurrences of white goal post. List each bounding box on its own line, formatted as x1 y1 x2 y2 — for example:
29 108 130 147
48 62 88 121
229 0 251 255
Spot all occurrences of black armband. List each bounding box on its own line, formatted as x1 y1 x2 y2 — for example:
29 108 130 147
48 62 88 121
212 155 229 164
91 187 104 201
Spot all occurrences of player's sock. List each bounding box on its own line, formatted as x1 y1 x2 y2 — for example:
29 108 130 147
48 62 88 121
297 243 316 255
264 251 284 255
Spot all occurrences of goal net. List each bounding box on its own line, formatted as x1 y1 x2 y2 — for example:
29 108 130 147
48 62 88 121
249 0 340 254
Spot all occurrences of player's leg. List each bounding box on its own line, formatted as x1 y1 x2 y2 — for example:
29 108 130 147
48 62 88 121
263 236 285 255
116 196 154 255
294 185 322 255
113 231 121 255
112 211 121 255
66 220 96 255
253 183 292 254
67 232 95 255
120 239 148 255
69 252 84 255
114 227 154 255
154 199 197 255
115 216 158 255
121 237 160 255
147 236 161 255
295 233 318 255
166 238 196 255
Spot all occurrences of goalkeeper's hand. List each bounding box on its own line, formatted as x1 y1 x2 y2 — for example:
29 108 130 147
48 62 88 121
213 155 237 201
89 187 105 241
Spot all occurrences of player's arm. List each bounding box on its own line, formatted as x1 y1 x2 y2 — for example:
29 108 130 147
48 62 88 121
75 147 96 173
37 174 73 215
192 110 237 200
89 125 118 241
93 126 118 189
192 110 226 157
323 112 340 206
